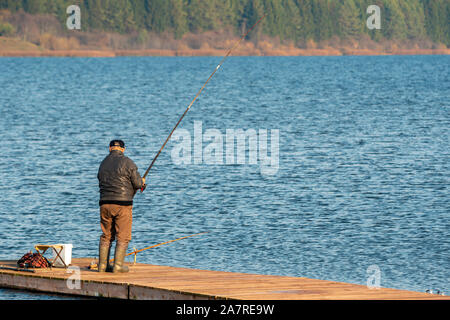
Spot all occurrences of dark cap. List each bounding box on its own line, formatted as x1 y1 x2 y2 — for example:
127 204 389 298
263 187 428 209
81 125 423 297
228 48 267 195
109 140 125 148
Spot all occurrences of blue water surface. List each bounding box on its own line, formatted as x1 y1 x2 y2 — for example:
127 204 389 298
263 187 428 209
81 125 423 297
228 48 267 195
0 55 448 299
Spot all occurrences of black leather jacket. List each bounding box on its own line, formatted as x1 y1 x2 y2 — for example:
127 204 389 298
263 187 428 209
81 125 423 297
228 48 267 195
97 150 144 204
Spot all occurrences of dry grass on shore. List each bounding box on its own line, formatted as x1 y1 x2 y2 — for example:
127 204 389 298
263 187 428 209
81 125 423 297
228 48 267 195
1 35 449 57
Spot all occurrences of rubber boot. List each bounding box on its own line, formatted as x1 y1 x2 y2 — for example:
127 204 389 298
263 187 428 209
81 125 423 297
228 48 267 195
113 242 129 273
98 242 113 272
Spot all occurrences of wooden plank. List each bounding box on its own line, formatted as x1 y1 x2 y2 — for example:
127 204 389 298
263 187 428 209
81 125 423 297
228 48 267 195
0 258 448 300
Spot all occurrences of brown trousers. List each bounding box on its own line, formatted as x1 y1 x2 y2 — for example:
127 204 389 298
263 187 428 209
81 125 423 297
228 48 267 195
99 204 132 246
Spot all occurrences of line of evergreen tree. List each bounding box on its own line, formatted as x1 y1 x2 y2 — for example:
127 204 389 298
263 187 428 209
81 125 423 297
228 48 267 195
0 0 448 45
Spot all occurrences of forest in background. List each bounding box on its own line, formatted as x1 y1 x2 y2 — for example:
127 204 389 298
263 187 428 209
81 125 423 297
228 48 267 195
0 0 449 56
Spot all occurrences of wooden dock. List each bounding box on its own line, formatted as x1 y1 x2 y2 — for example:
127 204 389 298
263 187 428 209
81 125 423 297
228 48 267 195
0 258 448 300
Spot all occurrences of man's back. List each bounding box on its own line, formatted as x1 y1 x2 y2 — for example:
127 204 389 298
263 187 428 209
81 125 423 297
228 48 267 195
98 150 143 204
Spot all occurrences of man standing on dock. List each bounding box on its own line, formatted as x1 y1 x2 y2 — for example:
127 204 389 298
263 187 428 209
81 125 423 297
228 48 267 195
97 140 146 273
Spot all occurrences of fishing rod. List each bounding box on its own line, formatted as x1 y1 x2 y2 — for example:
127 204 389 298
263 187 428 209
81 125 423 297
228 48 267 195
90 231 208 269
139 14 267 190
126 231 208 263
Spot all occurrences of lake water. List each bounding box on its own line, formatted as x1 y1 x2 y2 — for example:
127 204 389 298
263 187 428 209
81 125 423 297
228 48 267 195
0 55 448 299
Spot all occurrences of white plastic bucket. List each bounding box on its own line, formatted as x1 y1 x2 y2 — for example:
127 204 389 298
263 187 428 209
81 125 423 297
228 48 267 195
52 244 73 267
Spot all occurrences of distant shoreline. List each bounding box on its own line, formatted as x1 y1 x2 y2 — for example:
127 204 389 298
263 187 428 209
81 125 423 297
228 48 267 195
1 48 449 57
1 35 449 57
